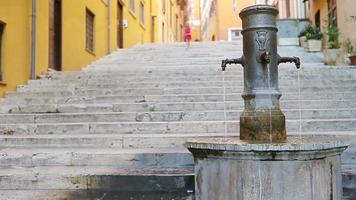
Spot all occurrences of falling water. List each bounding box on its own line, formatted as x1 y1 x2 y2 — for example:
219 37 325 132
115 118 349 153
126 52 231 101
266 64 273 143
297 68 302 139
258 161 263 200
222 71 228 136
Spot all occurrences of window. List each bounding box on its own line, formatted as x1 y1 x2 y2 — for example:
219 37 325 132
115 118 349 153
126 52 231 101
130 0 135 13
86 9 95 52
162 0 166 14
229 29 242 41
0 22 4 81
140 2 145 24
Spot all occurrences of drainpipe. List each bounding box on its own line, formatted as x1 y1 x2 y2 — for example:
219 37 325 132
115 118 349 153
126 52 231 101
31 0 37 80
107 0 111 54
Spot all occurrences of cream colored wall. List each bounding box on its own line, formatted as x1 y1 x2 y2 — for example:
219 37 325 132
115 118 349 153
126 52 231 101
275 0 307 19
155 0 186 43
202 0 254 41
309 0 328 32
216 0 254 41
189 0 202 41
337 0 356 46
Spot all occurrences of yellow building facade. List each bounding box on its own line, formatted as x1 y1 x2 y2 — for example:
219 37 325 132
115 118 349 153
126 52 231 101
0 0 187 96
307 0 356 51
201 0 255 41
188 0 202 41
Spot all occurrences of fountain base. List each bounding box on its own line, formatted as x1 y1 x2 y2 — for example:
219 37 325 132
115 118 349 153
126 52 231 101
240 109 286 142
186 136 348 200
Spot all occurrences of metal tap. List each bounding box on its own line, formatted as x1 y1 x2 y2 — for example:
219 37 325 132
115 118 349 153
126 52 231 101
221 57 244 71
278 56 301 69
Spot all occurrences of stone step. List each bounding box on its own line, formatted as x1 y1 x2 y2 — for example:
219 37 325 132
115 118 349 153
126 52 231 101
30 74 356 83
0 190 195 200
21 80 356 90
0 120 355 135
1 109 356 124
17 84 356 95
1 137 356 168
5 91 356 105
5 92 356 104
1 100 356 114
42 71 345 82
39 66 356 79
0 148 193 168
0 132 353 149
0 133 236 148
0 166 194 191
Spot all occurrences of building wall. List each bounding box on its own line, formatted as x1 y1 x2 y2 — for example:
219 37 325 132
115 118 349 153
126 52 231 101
0 0 32 96
155 0 187 43
337 0 356 45
0 0 187 96
273 0 308 19
309 0 328 32
201 0 255 41
62 0 110 71
124 0 153 48
308 0 356 43
188 0 202 41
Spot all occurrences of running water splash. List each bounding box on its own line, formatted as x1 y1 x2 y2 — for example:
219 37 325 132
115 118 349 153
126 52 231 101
266 64 273 143
222 70 228 136
258 161 263 200
297 67 302 139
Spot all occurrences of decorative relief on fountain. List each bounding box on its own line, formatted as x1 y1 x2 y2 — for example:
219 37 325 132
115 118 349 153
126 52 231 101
256 31 269 51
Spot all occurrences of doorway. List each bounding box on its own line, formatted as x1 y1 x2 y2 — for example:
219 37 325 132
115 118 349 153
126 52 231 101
117 1 124 48
49 0 62 71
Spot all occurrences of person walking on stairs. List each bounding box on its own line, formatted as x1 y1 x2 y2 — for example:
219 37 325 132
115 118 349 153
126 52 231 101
184 23 192 49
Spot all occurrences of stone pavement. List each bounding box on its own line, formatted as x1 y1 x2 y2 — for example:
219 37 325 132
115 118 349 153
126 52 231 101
0 41 355 199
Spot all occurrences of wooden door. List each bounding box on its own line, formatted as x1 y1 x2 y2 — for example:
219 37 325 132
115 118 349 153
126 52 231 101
49 0 62 71
117 1 124 48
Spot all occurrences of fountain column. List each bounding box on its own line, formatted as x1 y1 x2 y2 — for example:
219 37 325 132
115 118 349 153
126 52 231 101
187 5 348 200
222 5 300 142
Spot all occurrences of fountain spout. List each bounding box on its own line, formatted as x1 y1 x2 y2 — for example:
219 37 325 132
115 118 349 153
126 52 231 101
278 56 301 69
221 57 244 71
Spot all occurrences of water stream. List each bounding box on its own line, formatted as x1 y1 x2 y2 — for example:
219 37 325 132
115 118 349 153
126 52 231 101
266 64 273 143
259 161 263 200
222 71 228 136
297 68 302 139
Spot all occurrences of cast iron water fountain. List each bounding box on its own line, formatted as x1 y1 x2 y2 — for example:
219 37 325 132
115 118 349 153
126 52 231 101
186 5 348 200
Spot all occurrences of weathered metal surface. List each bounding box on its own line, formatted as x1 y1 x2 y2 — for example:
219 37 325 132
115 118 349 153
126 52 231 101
221 5 300 142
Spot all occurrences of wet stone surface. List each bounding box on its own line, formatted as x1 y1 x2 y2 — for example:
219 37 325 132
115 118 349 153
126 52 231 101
66 191 195 200
18 191 195 200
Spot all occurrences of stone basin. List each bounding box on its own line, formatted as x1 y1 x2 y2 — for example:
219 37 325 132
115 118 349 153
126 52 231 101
186 136 348 200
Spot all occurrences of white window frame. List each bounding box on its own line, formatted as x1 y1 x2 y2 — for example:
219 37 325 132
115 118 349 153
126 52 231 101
228 28 242 41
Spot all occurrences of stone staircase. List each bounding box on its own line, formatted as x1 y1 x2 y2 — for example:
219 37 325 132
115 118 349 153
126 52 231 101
0 41 356 199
